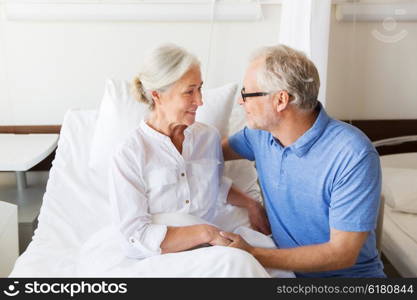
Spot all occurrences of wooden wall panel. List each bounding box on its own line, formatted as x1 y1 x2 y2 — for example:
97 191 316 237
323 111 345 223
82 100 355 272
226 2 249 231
345 120 417 156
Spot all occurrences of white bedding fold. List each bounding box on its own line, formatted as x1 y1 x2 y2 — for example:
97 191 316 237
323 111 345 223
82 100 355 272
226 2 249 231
76 213 295 278
10 110 294 278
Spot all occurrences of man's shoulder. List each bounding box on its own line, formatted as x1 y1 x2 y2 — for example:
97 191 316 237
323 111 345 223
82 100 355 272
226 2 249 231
325 119 376 155
234 127 271 142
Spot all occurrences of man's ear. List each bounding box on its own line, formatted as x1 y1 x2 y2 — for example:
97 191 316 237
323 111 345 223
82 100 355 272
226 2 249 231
273 91 290 113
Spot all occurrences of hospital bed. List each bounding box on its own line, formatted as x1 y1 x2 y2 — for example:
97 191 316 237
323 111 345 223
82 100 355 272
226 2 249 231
8 81 277 277
10 80 413 276
374 138 417 278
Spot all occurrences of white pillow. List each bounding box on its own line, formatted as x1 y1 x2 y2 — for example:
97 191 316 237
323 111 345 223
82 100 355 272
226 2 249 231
196 82 237 137
89 79 238 174
382 167 417 214
228 99 248 135
88 79 149 173
224 95 263 204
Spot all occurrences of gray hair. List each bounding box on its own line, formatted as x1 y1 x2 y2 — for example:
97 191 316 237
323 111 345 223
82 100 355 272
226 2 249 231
132 43 200 110
251 44 320 111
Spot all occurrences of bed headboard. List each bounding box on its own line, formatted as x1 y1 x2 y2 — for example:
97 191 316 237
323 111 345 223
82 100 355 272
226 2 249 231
345 119 417 156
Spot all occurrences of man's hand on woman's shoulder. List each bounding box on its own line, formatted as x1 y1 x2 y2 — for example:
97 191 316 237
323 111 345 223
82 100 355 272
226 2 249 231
247 200 272 235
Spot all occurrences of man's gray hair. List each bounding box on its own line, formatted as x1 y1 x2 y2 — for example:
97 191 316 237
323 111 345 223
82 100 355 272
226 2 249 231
251 45 320 111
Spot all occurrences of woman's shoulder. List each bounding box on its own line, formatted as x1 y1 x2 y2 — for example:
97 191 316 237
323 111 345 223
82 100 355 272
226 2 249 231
192 122 221 141
113 125 147 157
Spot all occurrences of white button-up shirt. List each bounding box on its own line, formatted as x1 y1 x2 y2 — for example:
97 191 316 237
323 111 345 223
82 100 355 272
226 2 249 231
109 120 232 259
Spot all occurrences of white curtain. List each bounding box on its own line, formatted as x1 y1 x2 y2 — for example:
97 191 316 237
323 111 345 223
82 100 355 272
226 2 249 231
279 0 332 106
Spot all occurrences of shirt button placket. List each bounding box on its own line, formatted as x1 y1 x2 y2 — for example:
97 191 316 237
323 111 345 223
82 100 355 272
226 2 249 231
280 149 287 177
180 168 191 211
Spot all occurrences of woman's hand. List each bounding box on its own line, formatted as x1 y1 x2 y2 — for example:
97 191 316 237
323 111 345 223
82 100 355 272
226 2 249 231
247 200 272 235
220 231 254 254
201 224 231 246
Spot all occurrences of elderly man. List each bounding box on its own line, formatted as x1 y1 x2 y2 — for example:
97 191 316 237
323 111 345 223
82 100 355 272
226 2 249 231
221 45 385 277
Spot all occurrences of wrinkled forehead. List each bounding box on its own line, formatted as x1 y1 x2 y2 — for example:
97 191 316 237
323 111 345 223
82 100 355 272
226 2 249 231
172 65 203 89
243 58 265 90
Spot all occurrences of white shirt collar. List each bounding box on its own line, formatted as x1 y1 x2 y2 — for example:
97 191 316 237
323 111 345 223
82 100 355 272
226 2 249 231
140 120 195 142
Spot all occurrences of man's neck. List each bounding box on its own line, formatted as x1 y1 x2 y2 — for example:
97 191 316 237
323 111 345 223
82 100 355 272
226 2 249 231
270 107 319 147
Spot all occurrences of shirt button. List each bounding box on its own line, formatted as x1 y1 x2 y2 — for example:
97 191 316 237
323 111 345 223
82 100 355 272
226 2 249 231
181 173 185 177
185 200 190 204
129 238 135 244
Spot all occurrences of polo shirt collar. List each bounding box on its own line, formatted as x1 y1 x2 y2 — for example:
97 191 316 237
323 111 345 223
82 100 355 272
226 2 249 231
269 102 330 157
140 120 194 142
291 102 330 157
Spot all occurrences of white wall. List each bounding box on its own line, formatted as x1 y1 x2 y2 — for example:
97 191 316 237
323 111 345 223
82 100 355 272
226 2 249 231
327 4 417 120
0 2 281 125
1 1 417 124
0 2 12 125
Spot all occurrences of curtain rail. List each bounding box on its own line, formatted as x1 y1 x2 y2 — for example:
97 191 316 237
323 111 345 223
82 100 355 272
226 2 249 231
0 0 355 5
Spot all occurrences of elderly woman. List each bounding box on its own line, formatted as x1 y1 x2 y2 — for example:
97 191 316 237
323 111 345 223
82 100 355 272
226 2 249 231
110 44 270 259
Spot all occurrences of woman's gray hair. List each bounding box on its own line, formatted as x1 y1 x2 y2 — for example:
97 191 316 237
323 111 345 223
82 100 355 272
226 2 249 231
132 43 200 110
251 45 320 111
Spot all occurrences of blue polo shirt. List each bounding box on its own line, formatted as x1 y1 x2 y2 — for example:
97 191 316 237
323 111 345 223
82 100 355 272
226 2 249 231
229 104 385 278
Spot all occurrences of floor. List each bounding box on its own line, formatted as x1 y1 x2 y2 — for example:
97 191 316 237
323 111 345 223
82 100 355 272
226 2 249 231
0 171 48 254
381 253 402 278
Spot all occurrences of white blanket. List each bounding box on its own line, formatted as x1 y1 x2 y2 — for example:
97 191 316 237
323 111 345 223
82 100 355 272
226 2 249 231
77 213 294 278
10 110 294 278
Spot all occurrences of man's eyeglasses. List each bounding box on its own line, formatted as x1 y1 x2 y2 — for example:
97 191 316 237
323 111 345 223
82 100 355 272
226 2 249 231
240 87 270 102
240 87 293 102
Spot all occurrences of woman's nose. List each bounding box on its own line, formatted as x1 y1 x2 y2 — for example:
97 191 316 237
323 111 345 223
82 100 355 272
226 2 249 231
195 94 203 106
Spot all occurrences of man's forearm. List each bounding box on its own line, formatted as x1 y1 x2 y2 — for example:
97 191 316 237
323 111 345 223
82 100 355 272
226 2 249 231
222 138 244 161
250 243 355 273
226 185 255 209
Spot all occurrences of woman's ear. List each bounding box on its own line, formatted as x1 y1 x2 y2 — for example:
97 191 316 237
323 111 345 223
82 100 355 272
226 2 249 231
151 90 161 105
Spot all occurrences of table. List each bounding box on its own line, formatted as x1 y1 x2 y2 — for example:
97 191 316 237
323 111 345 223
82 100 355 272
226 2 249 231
0 133 59 253
0 134 59 189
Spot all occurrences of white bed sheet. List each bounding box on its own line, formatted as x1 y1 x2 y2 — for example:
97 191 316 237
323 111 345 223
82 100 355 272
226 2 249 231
382 206 417 277
380 154 417 277
10 109 293 278
10 110 108 277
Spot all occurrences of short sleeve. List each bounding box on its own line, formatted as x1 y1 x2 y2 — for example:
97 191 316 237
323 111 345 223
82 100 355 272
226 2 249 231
329 151 382 232
228 127 256 161
109 144 168 259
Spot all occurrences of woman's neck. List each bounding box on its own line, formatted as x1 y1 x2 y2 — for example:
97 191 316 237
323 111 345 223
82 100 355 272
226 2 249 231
147 111 187 138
